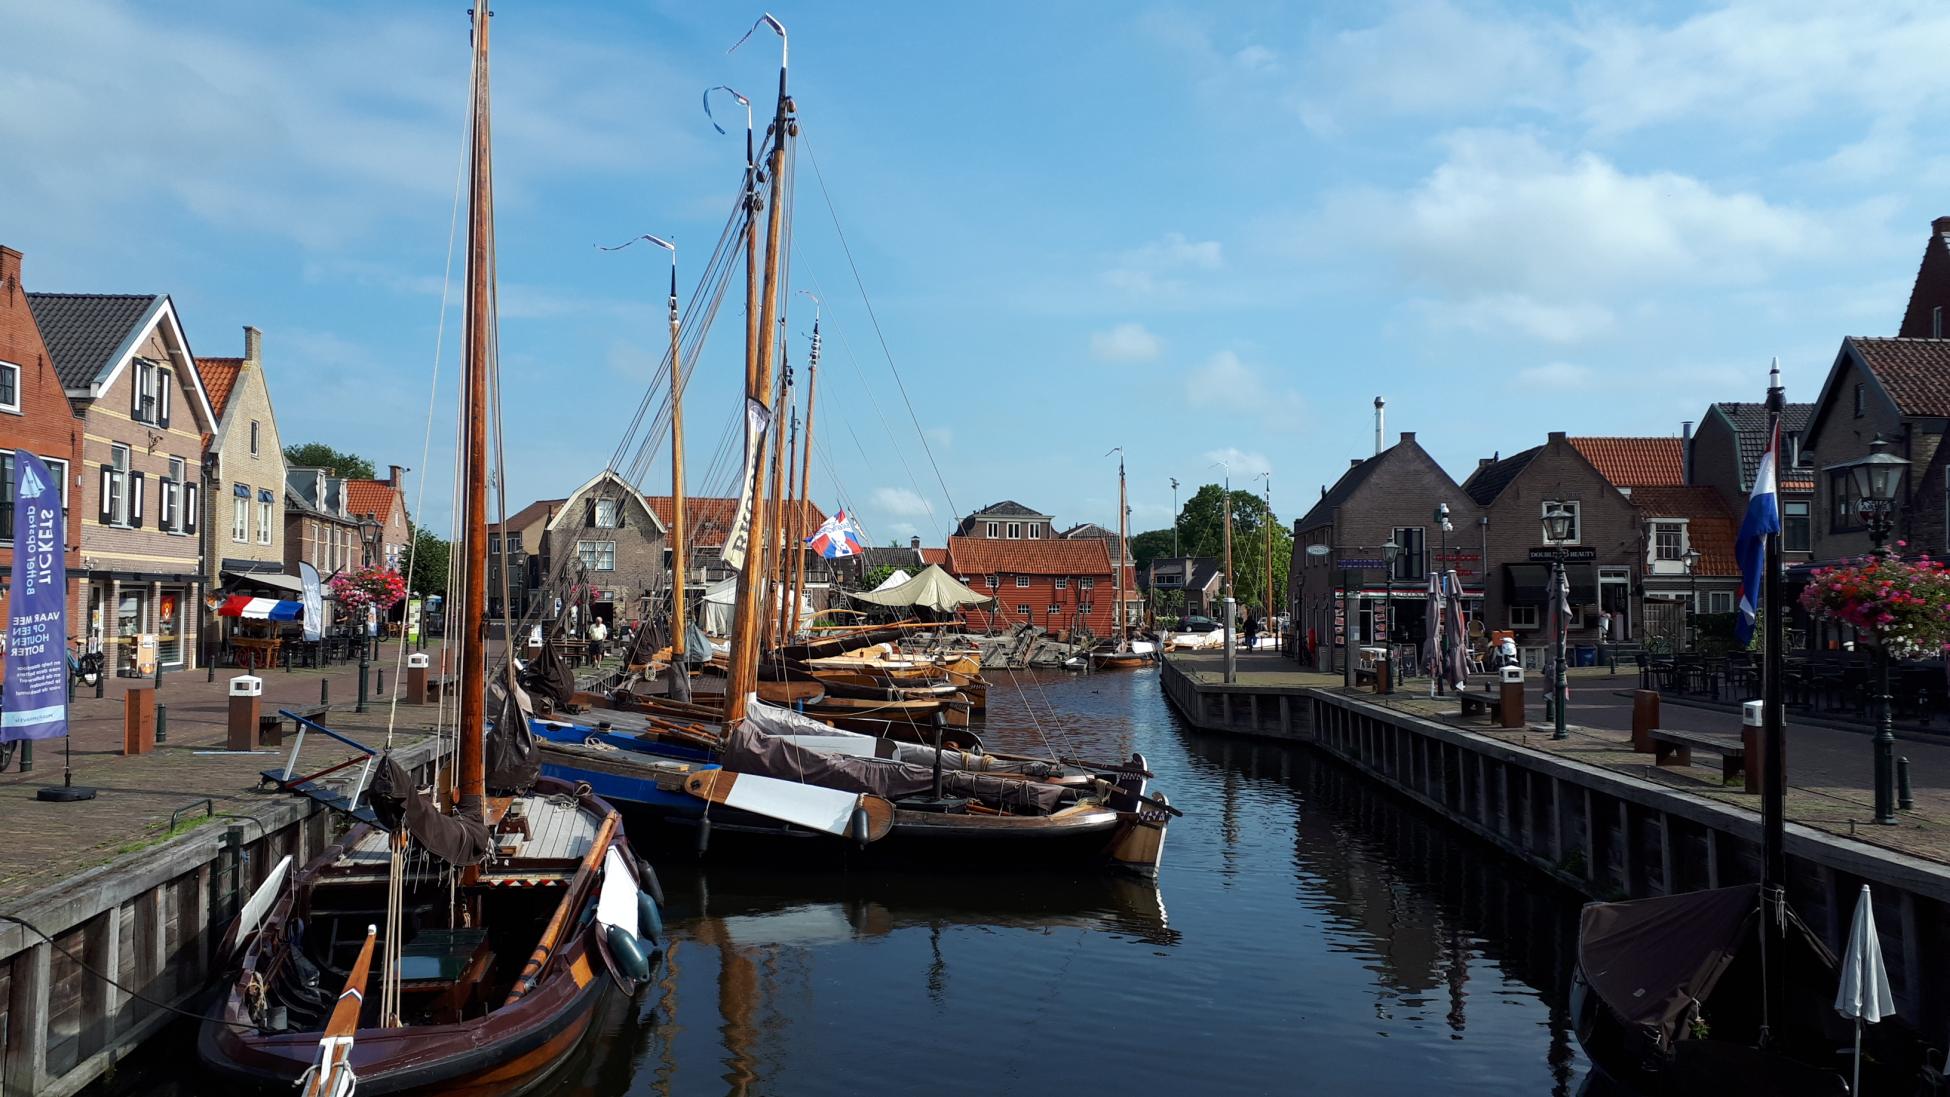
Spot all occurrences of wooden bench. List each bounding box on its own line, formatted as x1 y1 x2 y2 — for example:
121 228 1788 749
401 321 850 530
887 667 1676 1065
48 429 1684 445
1353 667 1377 687
1651 728 1747 786
1458 689 1504 723
426 674 456 700
261 702 330 747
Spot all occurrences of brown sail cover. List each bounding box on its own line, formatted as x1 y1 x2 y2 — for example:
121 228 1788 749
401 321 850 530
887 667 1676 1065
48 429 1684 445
519 634 577 710
720 725 1065 813
1578 884 1763 1048
486 679 540 792
369 755 494 866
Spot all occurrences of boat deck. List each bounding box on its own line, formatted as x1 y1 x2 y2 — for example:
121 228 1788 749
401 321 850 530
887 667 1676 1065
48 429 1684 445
336 792 600 868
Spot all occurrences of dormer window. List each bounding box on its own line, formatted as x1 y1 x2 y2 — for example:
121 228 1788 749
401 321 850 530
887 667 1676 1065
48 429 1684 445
1006 522 1021 539
985 521 998 538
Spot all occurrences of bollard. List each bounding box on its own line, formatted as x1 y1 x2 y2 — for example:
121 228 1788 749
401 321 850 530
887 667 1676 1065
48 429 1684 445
376 667 385 694
207 658 215 683
407 652 430 705
155 659 164 690
1899 756 1915 811
227 676 263 751
156 703 169 744
284 644 292 673
96 664 104 698
123 687 158 755
321 678 330 706
356 654 370 714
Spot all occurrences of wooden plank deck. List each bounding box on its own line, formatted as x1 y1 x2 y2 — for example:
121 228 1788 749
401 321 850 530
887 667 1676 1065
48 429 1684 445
337 792 598 866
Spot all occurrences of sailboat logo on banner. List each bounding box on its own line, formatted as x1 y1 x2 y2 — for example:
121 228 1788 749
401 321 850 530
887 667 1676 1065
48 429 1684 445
17 463 46 501
806 509 865 559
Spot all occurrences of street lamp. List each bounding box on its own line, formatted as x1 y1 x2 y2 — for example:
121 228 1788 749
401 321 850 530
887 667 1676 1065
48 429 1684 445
1825 434 1912 824
1681 547 1701 653
355 515 383 712
1544 506 1575 740
1435 502 1453 686
1381 538 1400 694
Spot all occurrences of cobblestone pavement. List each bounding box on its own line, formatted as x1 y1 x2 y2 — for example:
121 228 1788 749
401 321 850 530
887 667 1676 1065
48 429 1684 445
1166 649 1950 866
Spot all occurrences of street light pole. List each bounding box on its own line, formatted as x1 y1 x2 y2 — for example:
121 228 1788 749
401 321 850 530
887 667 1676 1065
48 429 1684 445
1381 538 1399 694
1683 547 1701 653
1826 435 1910 824
1544 506 1575 740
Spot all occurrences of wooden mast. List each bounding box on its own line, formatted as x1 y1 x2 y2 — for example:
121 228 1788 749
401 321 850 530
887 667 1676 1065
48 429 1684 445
764 362 791 646
781 404 799 636
724 31 791 724
667 254 686 663
1264 478 1273 642
789 314 820 635
456 3 492 814
1115 449 1128 651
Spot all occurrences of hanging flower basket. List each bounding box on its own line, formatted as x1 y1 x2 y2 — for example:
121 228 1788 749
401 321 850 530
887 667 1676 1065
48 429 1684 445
1798 549 1950 660
329 565 408 617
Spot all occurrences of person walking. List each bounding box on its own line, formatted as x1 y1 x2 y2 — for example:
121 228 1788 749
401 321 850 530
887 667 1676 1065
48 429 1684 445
588 617 610 662
1243 609 1260 652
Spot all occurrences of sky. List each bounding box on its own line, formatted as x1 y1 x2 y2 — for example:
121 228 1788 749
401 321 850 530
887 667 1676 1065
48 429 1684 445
5 0 1948 546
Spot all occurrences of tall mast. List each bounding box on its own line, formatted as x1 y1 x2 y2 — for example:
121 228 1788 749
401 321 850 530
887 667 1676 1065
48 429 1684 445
1761 357 1787 1035
667 249 686 661
724 18 790 723
763 358 790 648
1264 477 1273 637
1115 450 1128 650
456 3 492 814
790 306 820 634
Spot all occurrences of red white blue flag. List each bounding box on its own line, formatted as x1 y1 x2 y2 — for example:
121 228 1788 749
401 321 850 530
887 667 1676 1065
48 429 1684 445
1734 420 1781 646
805 509 865 559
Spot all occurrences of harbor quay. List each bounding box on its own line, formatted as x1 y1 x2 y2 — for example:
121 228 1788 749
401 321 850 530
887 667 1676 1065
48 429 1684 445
1160 648 1950 1048
0 648 462 1096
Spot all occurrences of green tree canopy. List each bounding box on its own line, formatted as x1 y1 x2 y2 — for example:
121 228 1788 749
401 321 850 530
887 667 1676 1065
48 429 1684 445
1173 483 1291 614
1130 528 1175 572
406 522 451 597
284 442 376 481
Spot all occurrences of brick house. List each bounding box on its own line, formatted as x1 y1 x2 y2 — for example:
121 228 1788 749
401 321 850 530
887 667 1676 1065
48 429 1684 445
956 500 1053 541
539 471 666 628
643 494 832 596
946 534 1121 635
283 467 362 630
1461 432 1639 663
0 246 85 638
28 292 219 672
344 466 411 573
1688 402 1816 563
1144 556 1222 616
1803 338 1950 565
1291 432 1483 661
1897 216 1950 339
487 497 563 621
198 326 291 655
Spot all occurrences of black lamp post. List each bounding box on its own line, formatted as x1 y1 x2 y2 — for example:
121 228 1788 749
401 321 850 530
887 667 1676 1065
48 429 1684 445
1826 434 1911 824
356 515 382 713
1381 538 1400 693
1681 547 1701 652
1544 506 1574 740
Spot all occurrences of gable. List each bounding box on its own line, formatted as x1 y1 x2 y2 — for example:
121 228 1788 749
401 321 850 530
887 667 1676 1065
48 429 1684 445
1805 339 1905 451
31 293 217 431
1898 217 1950 338
548 471 666 535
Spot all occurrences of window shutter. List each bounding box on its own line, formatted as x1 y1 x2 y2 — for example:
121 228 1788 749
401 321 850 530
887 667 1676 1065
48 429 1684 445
616 503 626 529
585 498 596 527
99 466 114 523
158 371 172 428
185 484 199 532
131 363 144 420
129 471 145 527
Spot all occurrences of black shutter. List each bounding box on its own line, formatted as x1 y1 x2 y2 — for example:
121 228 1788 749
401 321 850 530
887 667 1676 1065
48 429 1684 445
99 466 114 523
585 497 596 527
158 371 172 428
185 483 199 533
131 363 144 421
128 471 145 527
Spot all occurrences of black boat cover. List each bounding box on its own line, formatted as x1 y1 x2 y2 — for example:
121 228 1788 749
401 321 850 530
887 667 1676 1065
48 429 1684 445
721 724 1065 813
486 675 540 792
369 755 494 866
519 633 577 710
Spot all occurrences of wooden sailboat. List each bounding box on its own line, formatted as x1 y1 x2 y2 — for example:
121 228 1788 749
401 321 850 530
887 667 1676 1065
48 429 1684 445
201 11 656 1092
1094 449 1151 669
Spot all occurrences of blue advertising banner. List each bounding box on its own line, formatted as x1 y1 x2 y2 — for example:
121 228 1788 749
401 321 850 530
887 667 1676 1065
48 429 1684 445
4 453 67 742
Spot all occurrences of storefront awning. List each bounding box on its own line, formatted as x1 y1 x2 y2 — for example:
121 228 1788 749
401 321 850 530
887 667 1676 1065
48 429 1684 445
222 569 306 595
217 595 303 620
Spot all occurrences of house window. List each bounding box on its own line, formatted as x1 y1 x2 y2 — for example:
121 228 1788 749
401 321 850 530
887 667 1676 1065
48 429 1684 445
1079 602 1094 614
1709 591 1734 613
1390 527 1425 580
232 484 249 542
0 362 18 412
984 575 998 590
1653 521 1685 561
576 540 616 571
594 499 618 528
1048 604 1061 614
1509 605 1540 629
490 535 500 554
1006 522 1021 539
1830 470 1862 532
1783 501 1810 552
1054 577 1068 590
1853 383 1865 417
250 421 260 456
105 444 130 525
1015 575 1030 588
1028 523 1043 538
1541 500 1581 544
160 457 183 531
258 492 273 545
1080 577 1095 591
985 521 999 538
8 452 73 536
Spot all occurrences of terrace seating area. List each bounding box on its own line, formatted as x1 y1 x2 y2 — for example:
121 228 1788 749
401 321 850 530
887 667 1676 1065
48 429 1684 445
1641 650 1947 727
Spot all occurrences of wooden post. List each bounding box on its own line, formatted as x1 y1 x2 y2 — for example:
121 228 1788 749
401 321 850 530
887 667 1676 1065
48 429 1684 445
4 941 50 1093
1632 689 1660 753
122 687 157 755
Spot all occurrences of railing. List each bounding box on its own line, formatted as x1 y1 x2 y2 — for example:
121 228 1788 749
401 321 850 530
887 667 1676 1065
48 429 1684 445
275 710 380 813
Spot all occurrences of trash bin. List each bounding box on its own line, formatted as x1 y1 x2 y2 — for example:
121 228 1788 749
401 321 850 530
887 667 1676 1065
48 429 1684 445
1575 645 1598 667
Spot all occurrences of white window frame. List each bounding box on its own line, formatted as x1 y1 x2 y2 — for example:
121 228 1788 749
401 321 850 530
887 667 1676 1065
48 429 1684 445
1015 575 1030 588
1006 522 1021 539
985 521 999 538
232 490 249 543
258 496 273 545
594 499 618 528
1053 577 1068 590
108 444 130 526
1541 499 1582 545
1028 523 1043 538
1509 605 1540 629
161 457 183 532
1652 521 1685 561
1709 590 1734 614
250 421 260 457
1783 500 1811 552
0 361 19 413
984 575 998 590
577 539 616 571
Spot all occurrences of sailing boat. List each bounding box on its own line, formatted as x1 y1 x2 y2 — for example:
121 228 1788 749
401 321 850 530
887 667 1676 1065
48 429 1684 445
200 10 658 1092
1570 367 1850 1095
1094 448 1152 669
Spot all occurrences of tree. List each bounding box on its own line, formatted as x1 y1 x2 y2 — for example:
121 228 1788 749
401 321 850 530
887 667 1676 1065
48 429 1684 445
1173 483 1290 614
1130 528 1175 572
860 564 900 591
284 442 376 481
407 522 451 597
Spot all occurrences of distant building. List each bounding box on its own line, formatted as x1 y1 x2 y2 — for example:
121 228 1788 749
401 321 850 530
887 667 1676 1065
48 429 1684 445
0 246 85 640
1144 555 1222 616
344 465 411 573
284 467 362 630
944 499 1138 635
956 500 1052 540
1688 402 1815 563
538 471 665 628
199 326 291 657
487 497 563 621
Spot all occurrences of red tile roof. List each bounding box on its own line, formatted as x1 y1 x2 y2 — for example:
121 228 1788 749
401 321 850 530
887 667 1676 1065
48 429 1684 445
945 535 1112 577
198 357 244 419
1848 337 1950 417
919 547 947 566
1569 436 1685 489
345 479 402 520
1629 486 1738 576
643 495 828 549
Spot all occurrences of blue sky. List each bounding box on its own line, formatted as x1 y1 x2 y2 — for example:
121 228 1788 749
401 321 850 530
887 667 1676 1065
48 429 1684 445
5 1 1947 544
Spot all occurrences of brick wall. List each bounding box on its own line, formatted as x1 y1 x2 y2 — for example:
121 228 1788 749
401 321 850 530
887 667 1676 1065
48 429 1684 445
541 488 666 623
1806 349 1914 561
205 340 287 580
1474 434 1639 642
0 246 85 627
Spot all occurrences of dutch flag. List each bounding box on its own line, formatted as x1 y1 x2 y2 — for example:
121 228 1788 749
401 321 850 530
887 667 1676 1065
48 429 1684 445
1735 420 1781 646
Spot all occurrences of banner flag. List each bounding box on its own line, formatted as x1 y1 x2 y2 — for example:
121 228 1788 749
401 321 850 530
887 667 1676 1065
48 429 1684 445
4 453 67 742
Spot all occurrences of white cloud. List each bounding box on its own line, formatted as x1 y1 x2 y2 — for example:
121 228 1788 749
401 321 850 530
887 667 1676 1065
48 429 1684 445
924 426 954 450
1516 362 1594 389
1295 1 1563 130
1434 295 1617 344
871 487 933 517
1200 447 1272 480
1089 323 1163 362
1103 232 1224 296
1185 351 1303 425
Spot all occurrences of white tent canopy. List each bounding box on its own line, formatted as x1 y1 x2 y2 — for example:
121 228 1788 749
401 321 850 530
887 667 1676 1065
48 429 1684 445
846 564 993 613
871 568 912 592
699 575 815 636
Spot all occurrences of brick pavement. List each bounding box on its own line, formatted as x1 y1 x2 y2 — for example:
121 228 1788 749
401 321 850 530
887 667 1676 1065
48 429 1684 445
1167 649 1950 866
0 643 451 903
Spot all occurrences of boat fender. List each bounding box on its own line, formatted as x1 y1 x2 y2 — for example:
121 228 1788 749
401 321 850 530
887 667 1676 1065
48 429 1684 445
606 923 652 984
636 857 666 907
638 890 664 945
851 805 871 850
696 816 712 856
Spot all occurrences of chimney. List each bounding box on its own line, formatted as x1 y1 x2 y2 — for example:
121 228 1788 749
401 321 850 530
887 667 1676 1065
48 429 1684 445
0 245 20 299
1681 420 1694 483
243 325 262 365
1934 216 1950 236
1547 430 1566 443
1373 396 1386 455
389 464 404 488
1477 457 1494 471
1399 431 1415 445
910 535 920 550
1349 458 1362 469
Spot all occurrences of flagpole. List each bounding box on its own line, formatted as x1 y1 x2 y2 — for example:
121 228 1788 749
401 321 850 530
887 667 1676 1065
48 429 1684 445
1761 357 1787 1041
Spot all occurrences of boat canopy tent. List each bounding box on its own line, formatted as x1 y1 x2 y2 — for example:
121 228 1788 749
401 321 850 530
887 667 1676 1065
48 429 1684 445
699 575 815 636
845 564 993 613
870 568 912 592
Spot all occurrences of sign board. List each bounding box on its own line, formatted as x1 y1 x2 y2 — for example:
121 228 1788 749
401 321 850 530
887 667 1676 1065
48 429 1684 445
1432 551 1481 563
1336 558 1385 570
406 597 422 643
3 452 68 743
135 633 159 677
1527 546 1598 562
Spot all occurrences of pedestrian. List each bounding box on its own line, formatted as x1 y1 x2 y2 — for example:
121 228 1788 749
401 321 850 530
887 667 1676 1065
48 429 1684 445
1243 609 1260 651
588 617 609 662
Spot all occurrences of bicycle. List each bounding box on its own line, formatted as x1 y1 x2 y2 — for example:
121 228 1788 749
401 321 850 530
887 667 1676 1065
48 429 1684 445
69 638 103 689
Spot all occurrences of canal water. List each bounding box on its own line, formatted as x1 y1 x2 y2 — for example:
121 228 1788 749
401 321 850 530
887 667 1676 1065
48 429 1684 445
108 667 1594 1095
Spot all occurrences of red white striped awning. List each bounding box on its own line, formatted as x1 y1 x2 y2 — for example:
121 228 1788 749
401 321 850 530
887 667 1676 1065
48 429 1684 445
217 596 304 620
